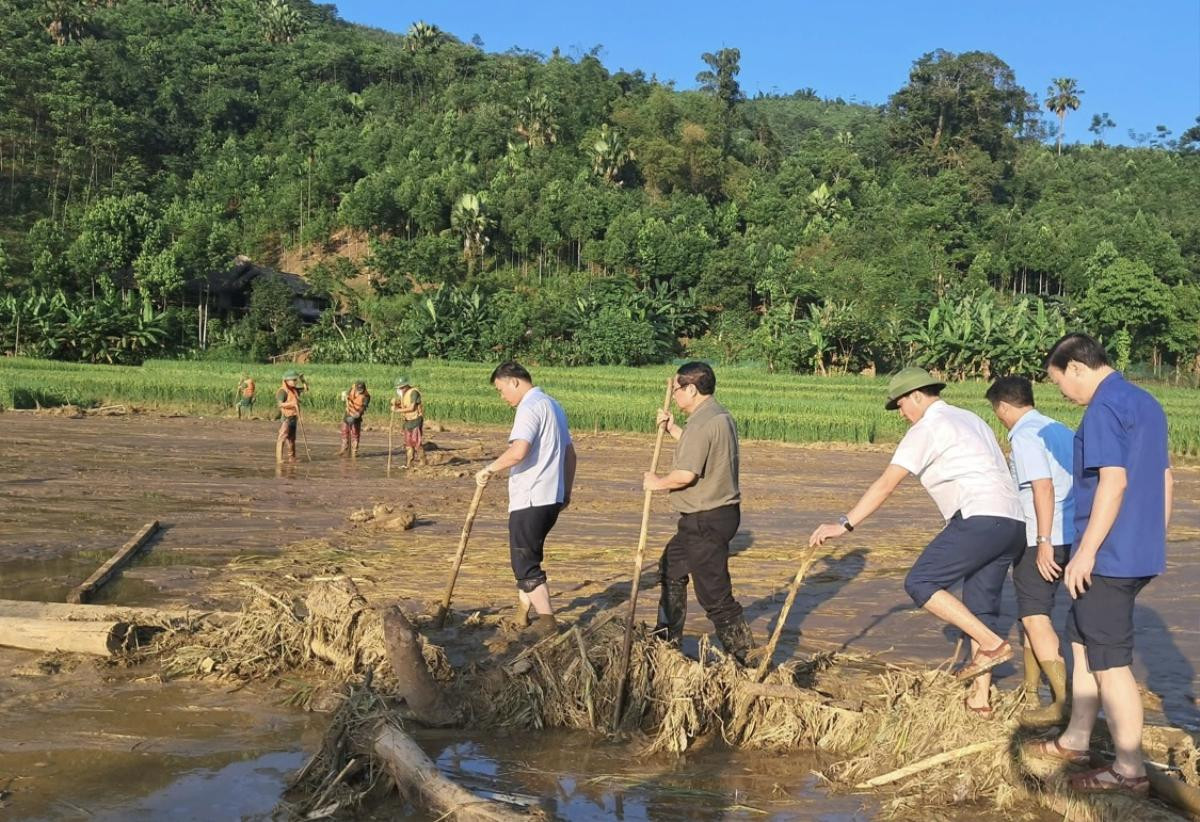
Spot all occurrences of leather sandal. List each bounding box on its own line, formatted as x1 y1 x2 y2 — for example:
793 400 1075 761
1022 737 1091 766
1070 765 1149 796
955 640 1013 681
963 696 993 718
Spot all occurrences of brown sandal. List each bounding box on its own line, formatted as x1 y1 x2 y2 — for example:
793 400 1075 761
1022 737 1091 766
963 696 993 718
955 641 1013 681
1070 765 1149 796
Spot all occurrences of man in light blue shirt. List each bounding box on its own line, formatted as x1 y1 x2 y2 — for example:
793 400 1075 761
988 376 1075 726
477 362 576 638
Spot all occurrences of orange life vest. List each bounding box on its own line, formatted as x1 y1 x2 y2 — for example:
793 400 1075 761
345 387 369 417
278 381 300 416
398 386 422 421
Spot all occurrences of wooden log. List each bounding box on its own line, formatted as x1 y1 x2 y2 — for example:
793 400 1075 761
68 520 160 604
373 724 537 821
1147 763 1200 818
0 599 232 624
381 606 456 727
0 616 136 655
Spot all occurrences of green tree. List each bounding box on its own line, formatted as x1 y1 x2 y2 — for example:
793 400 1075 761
40 0 90 46
1045 77 1083 155
450 193 491 275
1088 111 1116 146
888 50 1035 161
1076 241 1173 358
696 48 743 113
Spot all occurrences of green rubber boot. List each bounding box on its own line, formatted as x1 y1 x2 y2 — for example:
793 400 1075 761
1020 658 1070 727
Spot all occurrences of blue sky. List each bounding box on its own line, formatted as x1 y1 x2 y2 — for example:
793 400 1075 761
331 0 1200 146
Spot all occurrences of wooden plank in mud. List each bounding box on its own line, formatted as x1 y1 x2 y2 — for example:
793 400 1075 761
67 520 161 605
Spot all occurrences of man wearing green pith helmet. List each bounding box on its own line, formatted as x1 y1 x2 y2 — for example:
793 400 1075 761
391 376 425 468
275 369 308 462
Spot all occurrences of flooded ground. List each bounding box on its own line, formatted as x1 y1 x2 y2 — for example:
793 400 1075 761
1 411 1196 819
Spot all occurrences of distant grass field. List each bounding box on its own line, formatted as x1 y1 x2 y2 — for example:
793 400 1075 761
2 357 1199 455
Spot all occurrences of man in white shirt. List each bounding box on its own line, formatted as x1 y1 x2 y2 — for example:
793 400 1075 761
988 376 1075 727
810 367 1026 715
476 362 577 638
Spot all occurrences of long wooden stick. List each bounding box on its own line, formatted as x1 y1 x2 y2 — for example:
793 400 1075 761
433 482 487 629
611 377 675 730
855 740 1002 788
754 542 821 682
387 407 396 476
297 406 312 462
68 521 160 604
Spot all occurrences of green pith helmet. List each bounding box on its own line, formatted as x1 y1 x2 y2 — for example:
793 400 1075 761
283 369 300 381
884 366 946 410
394 376 411 389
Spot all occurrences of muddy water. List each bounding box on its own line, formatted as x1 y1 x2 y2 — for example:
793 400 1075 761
0 411 1196 818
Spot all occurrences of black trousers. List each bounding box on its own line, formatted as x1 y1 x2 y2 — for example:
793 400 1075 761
508 503 562 593
660 504 743 626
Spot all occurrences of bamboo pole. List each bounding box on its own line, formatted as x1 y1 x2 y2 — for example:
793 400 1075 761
611 376 674 730
432 482 487 629
754 542 821 682
386 407 396 476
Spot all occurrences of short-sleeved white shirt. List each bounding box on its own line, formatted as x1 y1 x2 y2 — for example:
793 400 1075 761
890 400 1022 522
507 387 573 512
1008 408 1076 547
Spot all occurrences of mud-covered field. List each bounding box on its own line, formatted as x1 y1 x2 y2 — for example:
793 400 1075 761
2 412 1197 819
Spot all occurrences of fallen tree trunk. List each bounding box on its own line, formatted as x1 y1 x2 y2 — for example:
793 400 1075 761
381 606 456 726
0 599 232 624
373 724 539 821
0 600 233 656
0 616 139 655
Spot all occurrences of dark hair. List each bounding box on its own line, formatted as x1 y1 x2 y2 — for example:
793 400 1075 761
914 386 942 399
676 361 716 395
490 361 532 384
1046 332 1110 370
985 376 1035 408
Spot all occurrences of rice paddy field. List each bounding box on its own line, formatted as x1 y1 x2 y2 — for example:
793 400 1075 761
3 356 1200 455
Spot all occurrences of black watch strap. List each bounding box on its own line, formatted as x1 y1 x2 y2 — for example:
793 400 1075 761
839 515 854 532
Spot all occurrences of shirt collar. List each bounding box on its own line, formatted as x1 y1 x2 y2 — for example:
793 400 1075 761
517 386 543 408
1094 371 1124 399
1008 408 1044 440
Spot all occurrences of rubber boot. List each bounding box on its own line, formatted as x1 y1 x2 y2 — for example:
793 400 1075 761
405 447 415 469
528 613 558 639
515 599 532 628
1020 658 1070 727
655 577 688 645
1022 640 1042 699
713 616 755 666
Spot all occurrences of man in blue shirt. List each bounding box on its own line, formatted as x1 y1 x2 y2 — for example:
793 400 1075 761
988 376 1075 727
1028 333 1173 798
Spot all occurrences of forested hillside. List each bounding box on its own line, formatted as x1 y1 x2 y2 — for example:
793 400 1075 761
2 0 1199 375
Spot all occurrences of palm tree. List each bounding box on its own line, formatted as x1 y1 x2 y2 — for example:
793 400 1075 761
450 193 491 274
261 0 303 45
406 21 442 52
514 93 558 149
1045 77 1083 155
589 124 634 185
40 0 91 46
695 48 743 112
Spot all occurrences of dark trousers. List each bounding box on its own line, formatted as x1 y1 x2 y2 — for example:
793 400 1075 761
508 503 562 593
660 504 743 626
903 512 1025 634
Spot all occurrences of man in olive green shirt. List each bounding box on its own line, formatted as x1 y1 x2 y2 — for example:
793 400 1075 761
643 362 754 664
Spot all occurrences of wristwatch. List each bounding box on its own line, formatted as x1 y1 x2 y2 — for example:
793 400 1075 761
1036 536 1050 544
839 515 854 532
